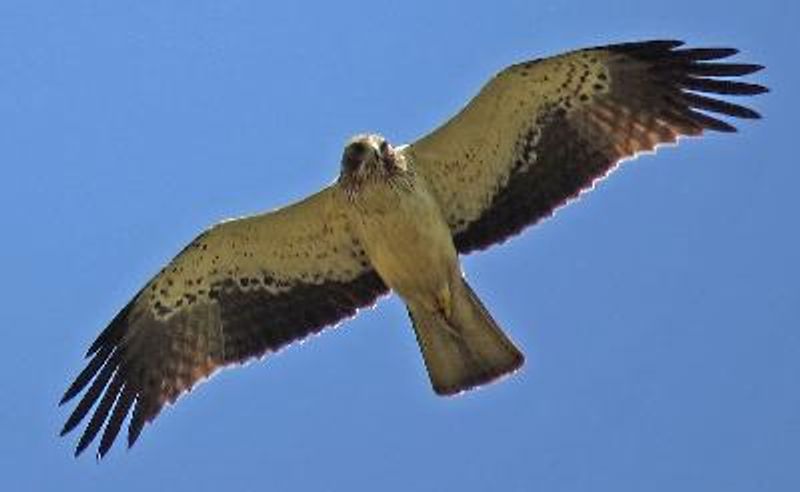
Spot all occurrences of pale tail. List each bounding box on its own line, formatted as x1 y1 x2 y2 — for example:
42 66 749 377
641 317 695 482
408 279 524 395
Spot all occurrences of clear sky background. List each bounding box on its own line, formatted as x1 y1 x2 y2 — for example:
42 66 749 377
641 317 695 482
2 1 796 490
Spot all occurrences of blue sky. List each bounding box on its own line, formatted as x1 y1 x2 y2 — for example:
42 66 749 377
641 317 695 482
2 1 797 490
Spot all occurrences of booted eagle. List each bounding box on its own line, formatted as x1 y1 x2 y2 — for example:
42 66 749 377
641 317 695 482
61 40 767 457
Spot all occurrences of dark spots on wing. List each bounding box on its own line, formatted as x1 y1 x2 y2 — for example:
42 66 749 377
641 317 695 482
153 301 172 317
574 71 592 99
559 63 577 91
454 106 615 253
212 270 388 365
598 72 608 81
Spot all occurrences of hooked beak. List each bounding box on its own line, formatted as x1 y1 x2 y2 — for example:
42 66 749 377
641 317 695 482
381 146 396 169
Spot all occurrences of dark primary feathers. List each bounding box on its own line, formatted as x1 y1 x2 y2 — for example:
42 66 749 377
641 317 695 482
60 189 387 457
407 40 767 253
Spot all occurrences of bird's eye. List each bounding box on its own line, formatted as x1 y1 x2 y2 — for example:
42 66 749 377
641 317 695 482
342 141 368 172
349 141 368 156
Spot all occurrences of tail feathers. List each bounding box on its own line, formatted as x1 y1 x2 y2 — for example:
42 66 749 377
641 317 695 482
408 279 524 396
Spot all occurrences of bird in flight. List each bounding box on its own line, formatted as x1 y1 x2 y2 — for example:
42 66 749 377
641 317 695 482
60 40 767 458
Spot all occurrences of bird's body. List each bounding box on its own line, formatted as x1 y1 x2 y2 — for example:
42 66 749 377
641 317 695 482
353 180 454 309
341 135 524 393
345 149 454 309
60 39 768 458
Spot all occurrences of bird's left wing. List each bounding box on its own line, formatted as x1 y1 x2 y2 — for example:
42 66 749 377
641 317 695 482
60 186 387 457
403 40 767 254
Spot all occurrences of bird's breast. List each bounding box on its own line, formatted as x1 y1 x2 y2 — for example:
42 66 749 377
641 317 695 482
349 177 458 304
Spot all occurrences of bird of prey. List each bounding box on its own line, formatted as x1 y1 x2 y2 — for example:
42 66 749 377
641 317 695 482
60 40 767 457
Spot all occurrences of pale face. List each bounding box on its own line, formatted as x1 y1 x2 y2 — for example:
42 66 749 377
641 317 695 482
339 134 398 184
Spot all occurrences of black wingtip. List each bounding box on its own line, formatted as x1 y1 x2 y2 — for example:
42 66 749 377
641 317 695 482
681 78 769 96
59 393 71 407
686 62 765 77
645 39 686 50
608 39 685 54
60 408 84 438
622 40 767 134
685 109 739 133
128 420 144 450
680 93 763 120
59 382 84 407
85 300 135 358
86 330 111 359
74 436 91 457
676 47 740 60
59 423 72 438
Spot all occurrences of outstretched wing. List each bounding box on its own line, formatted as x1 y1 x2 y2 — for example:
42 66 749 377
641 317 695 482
404 40 767 254
60 187 387 457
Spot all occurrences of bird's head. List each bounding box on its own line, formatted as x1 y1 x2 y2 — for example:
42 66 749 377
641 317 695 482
338 134 404 194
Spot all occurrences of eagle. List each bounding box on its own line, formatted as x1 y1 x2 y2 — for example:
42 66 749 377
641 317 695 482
60 40 767 457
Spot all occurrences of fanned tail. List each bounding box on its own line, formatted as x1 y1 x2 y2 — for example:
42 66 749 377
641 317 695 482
408 278 524 395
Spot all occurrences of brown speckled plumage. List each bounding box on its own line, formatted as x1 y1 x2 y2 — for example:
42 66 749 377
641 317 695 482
61 189 387 457
61 40 766 459
409 40 766 253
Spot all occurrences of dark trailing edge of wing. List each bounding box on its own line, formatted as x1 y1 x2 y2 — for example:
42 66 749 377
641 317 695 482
453 40 767 254
60 271 387 458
